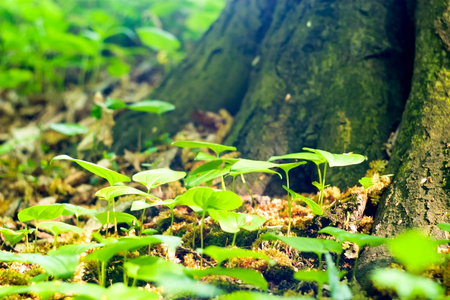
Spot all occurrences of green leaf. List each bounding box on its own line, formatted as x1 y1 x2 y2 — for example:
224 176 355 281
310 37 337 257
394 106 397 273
95 185 152 201
132 168 186 191
172 141 236 157
0 228 26 247
371 269 444 300
95 211 139 227
303 148 366 167
51 155 130 186
268 152 326 165
325 253 352 300
195 152 239 164
86 235 181 264
0 68 33 88
39 221 84 237
200 245 275 266
127 100 175 115
0 281 105 300
106 57 130 77
61 203 97 217
184 160 231 189
437 223 450 232
104 283 159 300
229 159 281 178
358 177 374 189
388 229 441 273
219 291 311 300
136 27 181 51
18 204 65 223
277 161 307 174
318 227 387 248
179 187 242 212
50 123 88 136
104 98 127 110
208 209 266 233
262 233 342 256
130 199 178 211
125 256 221 297
294 269 329 285
188 267 268 291
283 186 323 215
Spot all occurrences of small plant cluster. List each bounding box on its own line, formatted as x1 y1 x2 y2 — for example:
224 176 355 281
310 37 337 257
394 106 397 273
0 0 225 93
0 141 448 299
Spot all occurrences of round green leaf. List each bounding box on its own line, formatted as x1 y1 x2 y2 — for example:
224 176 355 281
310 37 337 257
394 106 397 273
39 221 84 237
127 100 175 115
95 185 152 201
132 168 186 191
18 204 65 223
136 27 180 51
172 141 236 157
50 123 88 136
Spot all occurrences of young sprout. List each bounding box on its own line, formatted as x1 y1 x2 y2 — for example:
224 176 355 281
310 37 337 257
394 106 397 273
38 221 84 249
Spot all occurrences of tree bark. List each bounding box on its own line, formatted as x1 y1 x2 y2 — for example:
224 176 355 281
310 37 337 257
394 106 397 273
113 0 275 150
357 0 450 288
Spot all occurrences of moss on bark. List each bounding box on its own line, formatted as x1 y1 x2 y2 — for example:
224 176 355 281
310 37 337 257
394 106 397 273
357 0 450 289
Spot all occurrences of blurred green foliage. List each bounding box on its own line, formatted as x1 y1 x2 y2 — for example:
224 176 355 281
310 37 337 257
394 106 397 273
0 0 225 93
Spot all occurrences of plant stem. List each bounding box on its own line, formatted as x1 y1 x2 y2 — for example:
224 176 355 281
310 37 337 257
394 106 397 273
285 171 292 236
200 212 206 268
25 225 29 252
76 215 80 227
132 277 137 287
34 223 38 253
316 164 323 207
240 174 256 207
232 232 237 247
351 251 360 282
321 164 327 207
100 261 106 287
192 212 197 248
53 234 58 250
221 175 226 190
139 208 147 237
106 201 110 237
170 209 174 236
112 199 118 236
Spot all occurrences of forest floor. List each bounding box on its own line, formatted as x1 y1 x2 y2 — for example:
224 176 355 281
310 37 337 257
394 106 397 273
0 71 397 299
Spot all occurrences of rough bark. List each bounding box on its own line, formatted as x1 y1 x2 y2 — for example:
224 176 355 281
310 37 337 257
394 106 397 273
226 0 414 192
113 0 275 150
357 0 450 288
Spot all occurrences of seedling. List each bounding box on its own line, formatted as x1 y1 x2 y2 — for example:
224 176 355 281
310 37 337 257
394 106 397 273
358 177 374 189
124 256 221 297
51 155 130 186
283 186 323 235
179 187 242 265
387 229 442 274
208 210 266 247
95 185 151 235
18 204 65 252
61 203 97 227
325 253 352 300
184 160 232 189
276 162 307 235
173 141 236 189
132 168 185 229
269 148 365 207
85 235 181 286
39 221 85 249
0 228 27 249
371 268 444 299
200 245 275 266
229 159 281 205
131 198 180 235
319 226 387 280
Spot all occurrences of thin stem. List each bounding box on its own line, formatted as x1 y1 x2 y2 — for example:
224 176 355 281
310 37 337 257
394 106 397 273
318 253 322 270
240 174 256 207
285 170 292 236
100 261 106 287
112 199 118 235
316 164 323 207
221 175 226 190
139 208 147 237
232 232 237 247
351 250 360 282
106 201 110 237
336 253 341 267
200 212 206 268
232 176 236 193
132 277 137 287
34 223 38 253
25 225 29 252
170 209 174 236
76 215 80 227
53 234 58 250
321 164 327 207
192 212 197 248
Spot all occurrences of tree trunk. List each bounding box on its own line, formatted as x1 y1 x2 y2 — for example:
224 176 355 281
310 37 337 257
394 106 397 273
357 0 450 288
114 0 414 193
